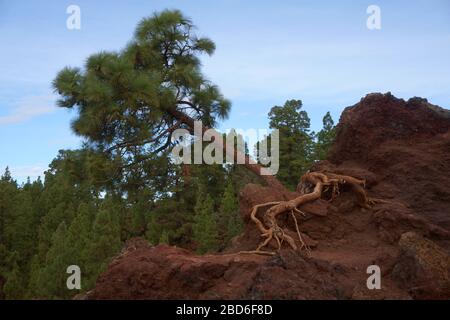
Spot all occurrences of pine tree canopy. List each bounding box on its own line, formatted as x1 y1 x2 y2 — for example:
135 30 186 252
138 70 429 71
268 99 310 135
52 9 231 184
313 111 336 161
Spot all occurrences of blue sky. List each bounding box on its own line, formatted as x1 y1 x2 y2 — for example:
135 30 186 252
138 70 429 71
0 0 449 181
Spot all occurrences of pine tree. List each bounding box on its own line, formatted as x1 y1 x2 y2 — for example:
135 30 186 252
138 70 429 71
52 10 284 190
52 10 230 189
9 190 36 266
313 112 336 160
159 230 170 245
0 243 8 299
258 99 314 190
1 167 12 182
0 167 18 248
3 268 22 299
145 198 192 247
193 190 218 254
130 198 150 237
3 253 24 300
86 203 122 288
0 243 8 277
65 203 94 290
220 181 242 245
145 213 160 245
38 222 70 299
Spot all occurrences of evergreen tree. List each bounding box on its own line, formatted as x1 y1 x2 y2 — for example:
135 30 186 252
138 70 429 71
3 253 24 300
1 167 12 182
0 244 8 279
219 181 242 245
52 10 232 190
65 203 95 290
159 230 170 245
9 190 36 267
3 268 22 299
38 222 70 299
258 99 314 190
52 9 284 190
0 243 8 299
190 164 227 204
0 167 18 248
129 197 151 237
85 202 122 288
193 190 218 254
144 196 193 247
145 213 161 245
313 112 336 160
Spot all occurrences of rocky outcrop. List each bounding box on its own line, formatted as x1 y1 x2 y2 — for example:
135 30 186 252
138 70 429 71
329 93 450 229
391 232 450 299
87 93 450 300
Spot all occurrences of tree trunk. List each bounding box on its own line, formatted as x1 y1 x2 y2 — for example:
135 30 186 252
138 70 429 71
168 108 286 190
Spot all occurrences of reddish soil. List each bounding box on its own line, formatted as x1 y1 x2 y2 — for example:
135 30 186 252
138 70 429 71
88 92 450 300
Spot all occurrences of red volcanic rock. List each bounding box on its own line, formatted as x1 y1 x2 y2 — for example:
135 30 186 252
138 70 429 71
89 243 379 300
329 92 450 165
87 93 450 300
330 92 450 229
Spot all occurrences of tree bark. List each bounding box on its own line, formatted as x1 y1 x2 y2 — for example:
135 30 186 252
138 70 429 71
168 108 286 190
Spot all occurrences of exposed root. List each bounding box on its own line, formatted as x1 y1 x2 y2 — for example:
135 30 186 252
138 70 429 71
238 250 277 256
290 210 310 253
243 171 373 255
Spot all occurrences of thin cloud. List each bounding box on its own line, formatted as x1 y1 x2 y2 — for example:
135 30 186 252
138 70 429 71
204 34 450 100
0 94 55 126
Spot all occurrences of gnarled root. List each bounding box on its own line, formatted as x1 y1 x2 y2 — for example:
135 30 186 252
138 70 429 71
240 171 372 256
